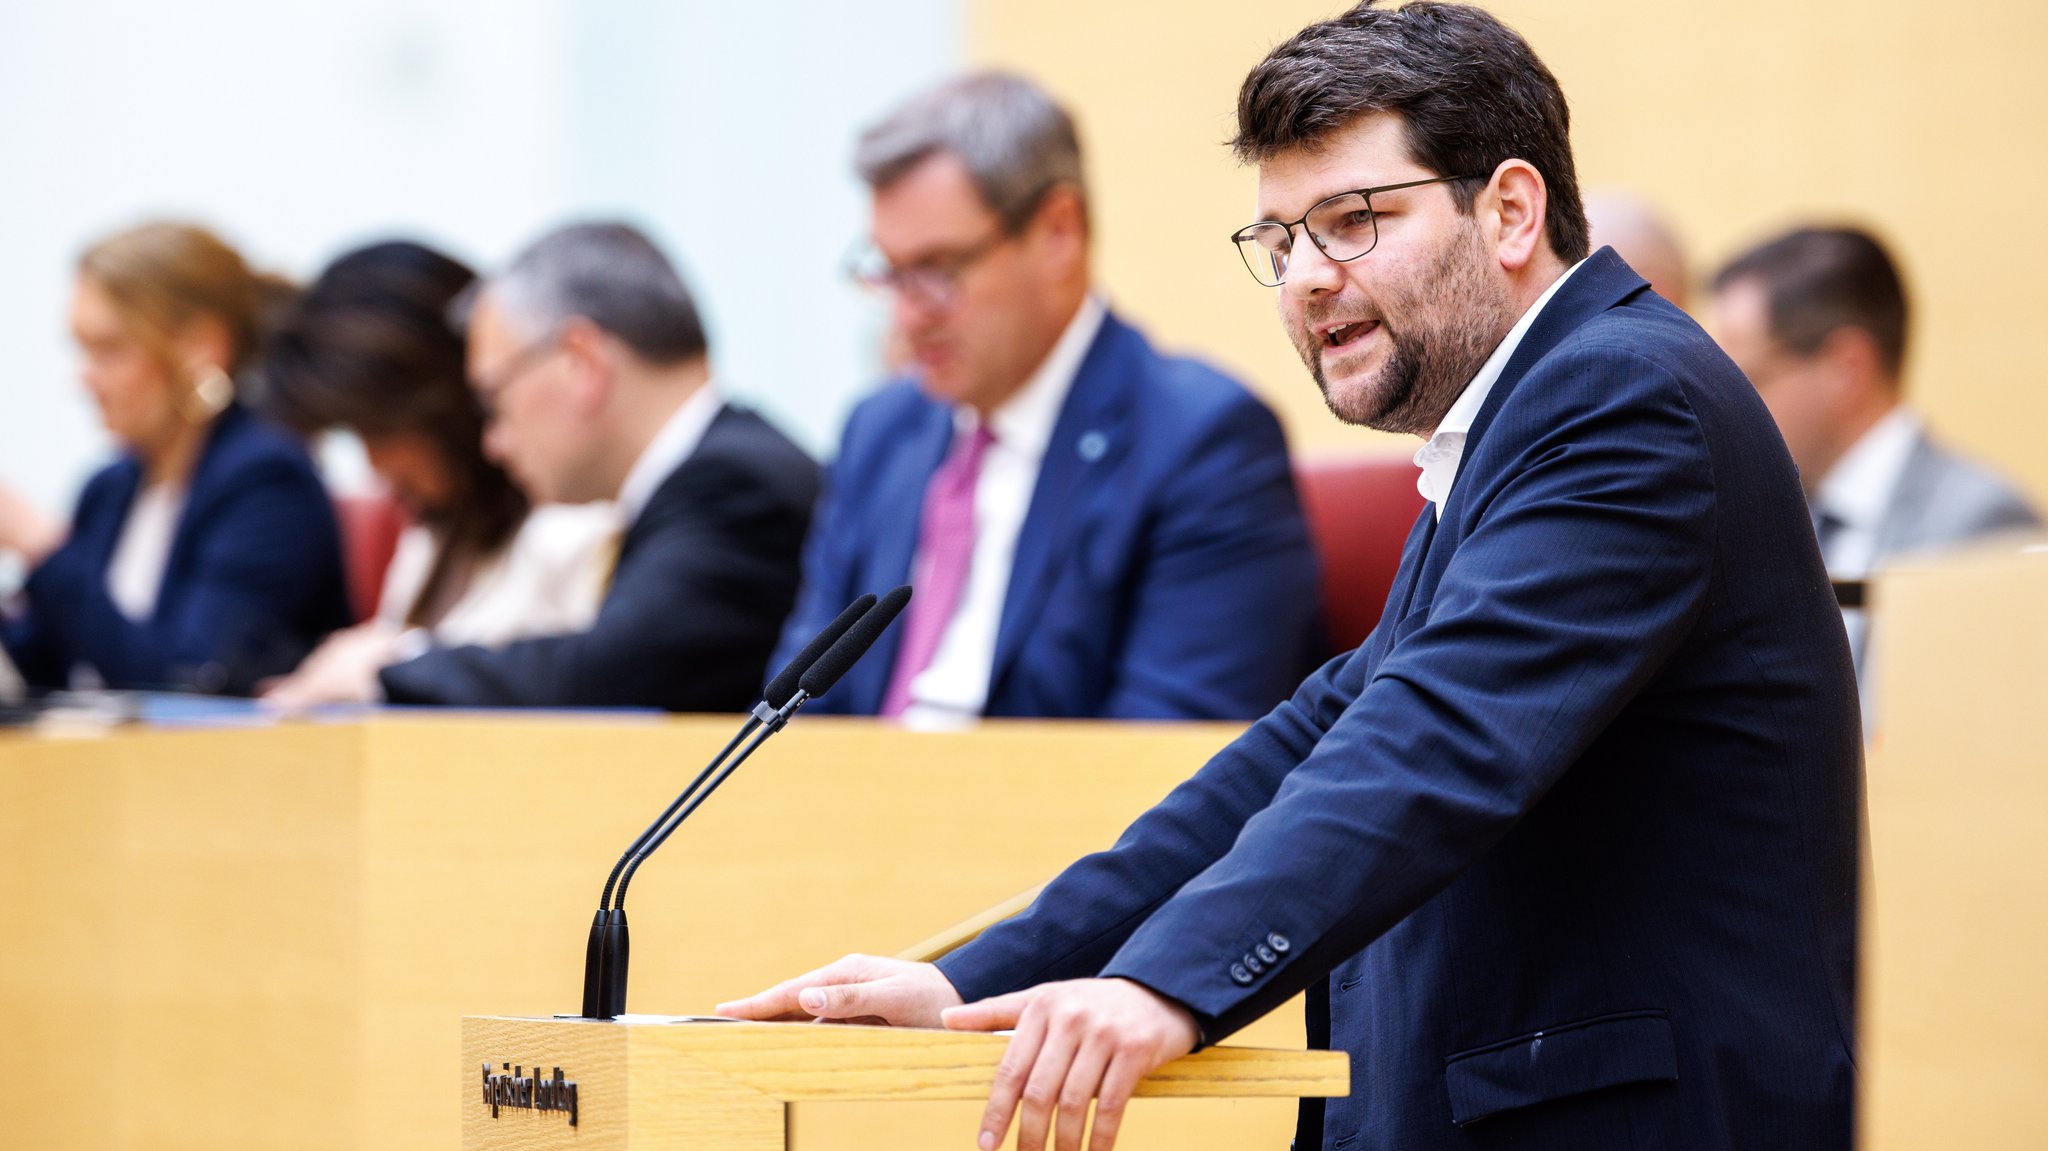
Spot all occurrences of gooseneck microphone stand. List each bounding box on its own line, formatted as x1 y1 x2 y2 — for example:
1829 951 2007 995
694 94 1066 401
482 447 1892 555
577 587 912 1019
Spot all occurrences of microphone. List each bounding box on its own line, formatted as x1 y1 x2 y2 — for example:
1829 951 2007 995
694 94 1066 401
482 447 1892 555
798 583 914 701
577 588 910 1019
763 593 877 709
579 593 873 1020
608 585 912 901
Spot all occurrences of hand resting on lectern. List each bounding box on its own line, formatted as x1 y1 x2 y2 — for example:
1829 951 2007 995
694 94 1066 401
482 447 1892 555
719 957 1197 1151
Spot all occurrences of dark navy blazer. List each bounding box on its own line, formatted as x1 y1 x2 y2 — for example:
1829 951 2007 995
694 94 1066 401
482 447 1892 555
379 406 819 712
2 403 350 695
774 309 1320 720
938 252 1861 1149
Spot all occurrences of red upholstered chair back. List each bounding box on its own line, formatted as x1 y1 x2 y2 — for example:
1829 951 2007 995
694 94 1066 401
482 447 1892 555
333 494 408 623
1293 453 1428 657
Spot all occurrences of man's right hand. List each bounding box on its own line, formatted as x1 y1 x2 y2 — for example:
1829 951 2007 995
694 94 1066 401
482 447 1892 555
714 954 963 1028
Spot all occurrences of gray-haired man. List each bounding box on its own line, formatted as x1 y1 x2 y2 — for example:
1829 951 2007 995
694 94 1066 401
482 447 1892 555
378 221 820 710
771 72 1320 724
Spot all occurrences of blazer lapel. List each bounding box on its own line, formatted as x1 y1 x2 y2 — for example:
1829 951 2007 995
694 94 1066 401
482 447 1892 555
988 314 1133 694
844 397 956 714
80 458 146 576
157 404 244 594
1363 506 1438 667
1458 248 1650 471
1869 428 1938 559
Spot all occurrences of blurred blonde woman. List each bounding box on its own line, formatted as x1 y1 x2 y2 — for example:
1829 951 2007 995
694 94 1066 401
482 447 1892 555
0 222 350 694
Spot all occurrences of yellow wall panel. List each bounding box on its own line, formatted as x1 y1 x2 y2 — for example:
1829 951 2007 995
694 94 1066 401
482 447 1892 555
969 0 2048 500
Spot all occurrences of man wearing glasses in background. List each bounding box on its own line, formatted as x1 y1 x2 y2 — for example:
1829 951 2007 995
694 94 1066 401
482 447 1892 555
375 222 819 711
772 72 1319 725
724 5 1858 1150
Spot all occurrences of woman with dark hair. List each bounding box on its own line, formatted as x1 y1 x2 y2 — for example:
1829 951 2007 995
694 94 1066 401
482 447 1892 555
0 221 350 694
258 240 612 707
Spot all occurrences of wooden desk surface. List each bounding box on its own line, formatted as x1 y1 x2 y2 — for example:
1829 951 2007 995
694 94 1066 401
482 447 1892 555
1862 544 2048 1148
0 714 1307 1151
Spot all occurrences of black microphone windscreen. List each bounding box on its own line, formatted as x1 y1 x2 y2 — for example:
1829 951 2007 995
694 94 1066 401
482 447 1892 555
764 594 875 706
799 585 913 699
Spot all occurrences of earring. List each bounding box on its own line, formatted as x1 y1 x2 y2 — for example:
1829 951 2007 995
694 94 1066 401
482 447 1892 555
182 364 234 423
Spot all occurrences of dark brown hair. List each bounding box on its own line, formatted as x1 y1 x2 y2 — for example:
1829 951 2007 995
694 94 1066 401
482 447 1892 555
260 241 528 628
1232 0 1590 264
1711 226 1910 382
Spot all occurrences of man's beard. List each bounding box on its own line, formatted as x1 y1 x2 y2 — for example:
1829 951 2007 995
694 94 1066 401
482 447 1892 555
1293 218 1518 436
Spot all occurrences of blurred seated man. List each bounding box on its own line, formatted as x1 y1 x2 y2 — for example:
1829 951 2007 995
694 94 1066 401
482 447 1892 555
256 240 617 708
374 222 820 711
0 222 349 695
777 72 1319 724
1584 188 1690 310
1709 225 2040 697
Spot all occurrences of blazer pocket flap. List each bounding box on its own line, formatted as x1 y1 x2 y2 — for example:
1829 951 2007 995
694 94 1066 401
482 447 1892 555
1443 1010 1677 1126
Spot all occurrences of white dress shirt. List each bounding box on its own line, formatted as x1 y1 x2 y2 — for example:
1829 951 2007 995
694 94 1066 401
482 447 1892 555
1414 261 1586 518
1811 405 1920 578
106 482 187 621
616 381 724 527
375 503 617 646
901 293 1107 729
1812 404 1920 725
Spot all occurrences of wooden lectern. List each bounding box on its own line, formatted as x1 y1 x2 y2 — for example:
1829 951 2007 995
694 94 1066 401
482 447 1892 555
462 1016 1347 1150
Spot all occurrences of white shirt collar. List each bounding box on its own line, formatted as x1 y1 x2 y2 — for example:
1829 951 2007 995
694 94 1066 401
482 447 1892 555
954 292 1107 458
1414 260 1587 518
616 381 723 525
1816 404 1920 531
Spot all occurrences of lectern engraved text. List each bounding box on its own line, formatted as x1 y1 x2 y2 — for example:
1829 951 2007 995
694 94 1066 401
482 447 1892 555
482 1062 580 1127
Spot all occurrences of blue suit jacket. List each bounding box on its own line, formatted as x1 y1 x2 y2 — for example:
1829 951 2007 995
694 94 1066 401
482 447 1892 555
775 310 1319 720
2 403 350 694
938 252 1861 1149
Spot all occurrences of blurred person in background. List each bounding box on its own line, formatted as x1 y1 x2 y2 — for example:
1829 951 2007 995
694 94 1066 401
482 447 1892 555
1710 225 2041 705
776 72 1319 724
1584 188 1690 310
256 241 617 708
374 221 819 711
0 222 349 695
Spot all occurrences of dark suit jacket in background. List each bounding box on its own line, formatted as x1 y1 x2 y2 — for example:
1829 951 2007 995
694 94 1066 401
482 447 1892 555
938 251 1861 1150
773 309 1319 720
1 403 350 695
379 405 817 712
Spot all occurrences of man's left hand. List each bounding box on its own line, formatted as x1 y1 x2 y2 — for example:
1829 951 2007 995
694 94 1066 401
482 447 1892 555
941 977 1197 1151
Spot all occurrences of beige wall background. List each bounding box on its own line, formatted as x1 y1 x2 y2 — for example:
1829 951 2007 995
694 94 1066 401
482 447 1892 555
969 0 2048 502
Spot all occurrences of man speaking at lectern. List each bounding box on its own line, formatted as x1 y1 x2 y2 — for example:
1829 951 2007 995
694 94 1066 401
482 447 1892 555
723 5 1861 1149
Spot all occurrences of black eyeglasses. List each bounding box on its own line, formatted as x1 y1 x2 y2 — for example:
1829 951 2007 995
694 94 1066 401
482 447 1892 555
845 229 1013 310
1229 174 1485 287
470 327 564 424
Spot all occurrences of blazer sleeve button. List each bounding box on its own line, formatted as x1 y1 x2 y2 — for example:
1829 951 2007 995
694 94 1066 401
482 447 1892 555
1255 943 1278 964
1267 933 1291 954
1229 963 1254 985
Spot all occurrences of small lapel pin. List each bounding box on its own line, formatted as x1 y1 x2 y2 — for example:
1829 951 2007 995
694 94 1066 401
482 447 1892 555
1077 430 1108 462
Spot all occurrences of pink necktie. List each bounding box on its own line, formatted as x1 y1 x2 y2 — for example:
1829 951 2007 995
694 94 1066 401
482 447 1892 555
881 424 996 718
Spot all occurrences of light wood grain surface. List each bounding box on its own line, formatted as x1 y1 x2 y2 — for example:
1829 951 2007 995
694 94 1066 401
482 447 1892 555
462 1017 1345 1150
1862 544 2048 1148
3 715 1315 1151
